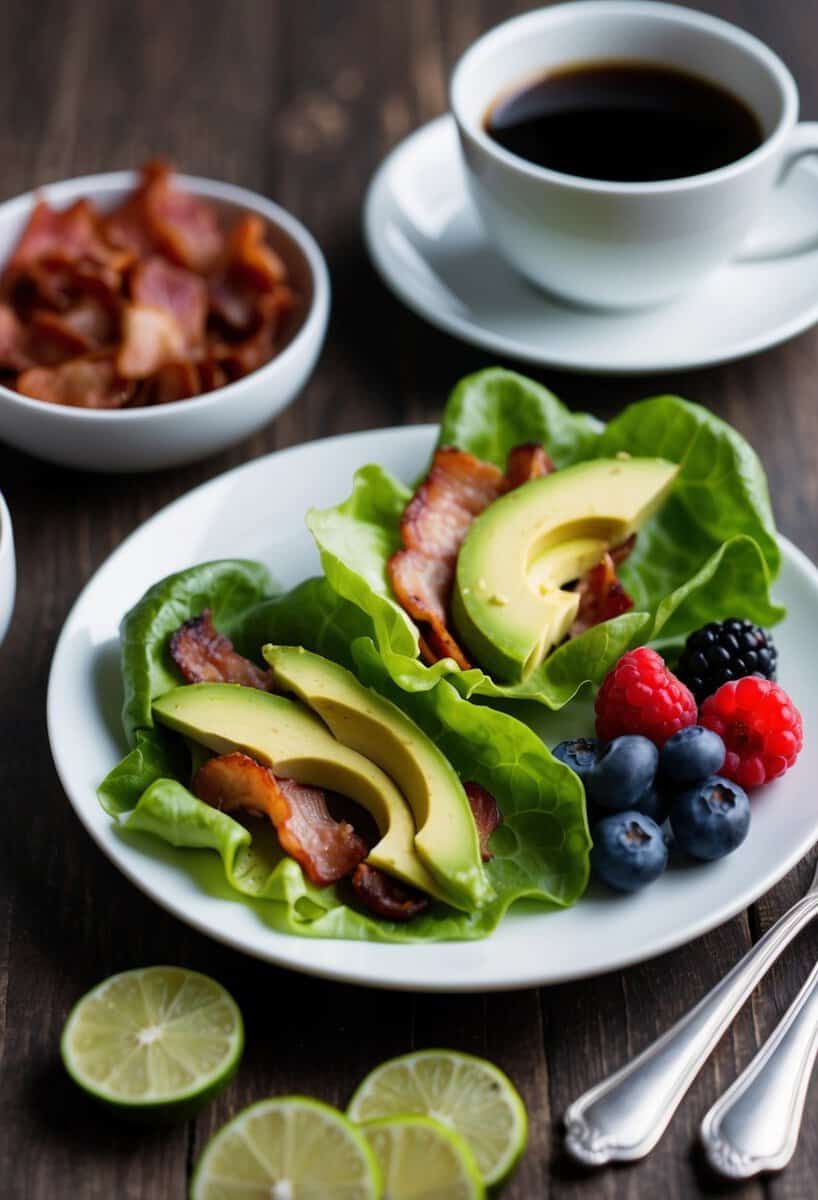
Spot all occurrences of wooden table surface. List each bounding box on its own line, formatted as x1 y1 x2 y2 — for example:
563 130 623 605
2 1 818 1196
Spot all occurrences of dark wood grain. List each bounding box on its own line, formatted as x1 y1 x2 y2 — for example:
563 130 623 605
1 2 817 1197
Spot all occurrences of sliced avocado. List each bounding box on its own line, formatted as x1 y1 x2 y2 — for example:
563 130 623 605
152 684 451 905
453 457 679 682
264 646 492 912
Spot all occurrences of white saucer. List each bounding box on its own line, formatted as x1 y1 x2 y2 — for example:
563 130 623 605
364 115 818 375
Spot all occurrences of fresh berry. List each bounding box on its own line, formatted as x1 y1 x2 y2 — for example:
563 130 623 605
659 725 726 786
669 776 751 861
586 735 658 811
676 618 777 703
595 647 698 747
699 677 803 789
552 738 601 781
590 811 668 892
634 783 672 826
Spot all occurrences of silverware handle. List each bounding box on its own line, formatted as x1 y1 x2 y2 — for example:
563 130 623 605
701 957 818 1178
564 891 818 1165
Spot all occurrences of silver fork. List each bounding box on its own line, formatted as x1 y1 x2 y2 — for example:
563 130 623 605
564 859 818 1166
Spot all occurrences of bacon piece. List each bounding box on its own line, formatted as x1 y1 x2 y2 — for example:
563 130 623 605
227 214 287 290
104 161 224 272
15 353 133 408
116 304 187 378
388 447 507 669
351 863 429 922
197 358 229 392
464 782 502 862
169 610 273 689
390 550 471 669
208 286 295 379
0 304 32 371
389 443 555 669
569 553 635 638
130 255 207 345
1 198 130 295
140 360 200 406
193 752 368 886
505 442 555 488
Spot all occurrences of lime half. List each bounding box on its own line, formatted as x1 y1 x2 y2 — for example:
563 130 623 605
364 1115 485 1199
348 1049 527 1188
191 1096 382 1200
61 966 243 1118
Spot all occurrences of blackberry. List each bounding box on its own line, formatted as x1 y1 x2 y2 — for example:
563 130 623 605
675 618 777 703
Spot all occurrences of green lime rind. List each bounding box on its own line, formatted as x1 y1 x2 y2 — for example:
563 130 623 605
363 1114 485 1199
60 966 243 1122
348 1048 528 1189
191 1095 382 1200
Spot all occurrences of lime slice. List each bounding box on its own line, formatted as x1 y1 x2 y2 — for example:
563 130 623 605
191 1096 382 1200
348 1050 527 1188
363 1115 485 1199
60 966 243 1118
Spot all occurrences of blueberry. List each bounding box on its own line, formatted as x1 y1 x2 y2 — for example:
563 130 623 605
633 782 672 826
659 725 725 786
586 735 658 811
669 776 751 861
590 811 668 892
552 738 601 781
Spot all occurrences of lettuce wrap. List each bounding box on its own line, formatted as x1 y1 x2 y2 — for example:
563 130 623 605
99 566 592 943
307 368 783 706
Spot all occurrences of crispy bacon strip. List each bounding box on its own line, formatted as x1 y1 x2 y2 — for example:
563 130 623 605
570 551 635 638
139 360 200 406
389 444 554 668
16 353 133 408
1 198 130 294
351 863 429 922
116 304 187 378
169 610 273 689
505 442 555 488
104 160 224 272
0 303 32 371
193 752 367 886
130 255 207 346
227 213 287 290
208 286 295 379
464 782 502 862
388 447 507 668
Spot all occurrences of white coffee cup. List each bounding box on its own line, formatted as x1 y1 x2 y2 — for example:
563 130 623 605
450 1 818 309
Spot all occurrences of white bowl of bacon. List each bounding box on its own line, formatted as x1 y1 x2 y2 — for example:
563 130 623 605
0 162 329 471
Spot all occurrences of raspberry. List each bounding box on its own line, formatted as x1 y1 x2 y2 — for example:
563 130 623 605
595 647 698 747
676 618 777 703
700 677 803 789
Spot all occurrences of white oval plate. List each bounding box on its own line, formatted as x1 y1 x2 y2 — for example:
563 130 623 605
365 116 818 375
48 427 817 991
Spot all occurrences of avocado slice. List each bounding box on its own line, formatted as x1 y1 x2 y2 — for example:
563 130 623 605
264 646 492 912
453 457 679 683
152 684 451 905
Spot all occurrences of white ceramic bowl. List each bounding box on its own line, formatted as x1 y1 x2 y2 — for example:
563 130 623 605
0 172 330 471
0 490 15 645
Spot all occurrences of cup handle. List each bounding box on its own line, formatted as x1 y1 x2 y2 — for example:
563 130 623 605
737 122 818 261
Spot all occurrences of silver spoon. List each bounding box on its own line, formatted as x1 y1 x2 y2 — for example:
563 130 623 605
701 954 818 1178
564 858 818 1166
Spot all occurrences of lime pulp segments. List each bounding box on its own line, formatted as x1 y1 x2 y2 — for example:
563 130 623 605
364 1114 485 1199
347 1049 528 1188
60 966 243 1115
191 1096 382 1200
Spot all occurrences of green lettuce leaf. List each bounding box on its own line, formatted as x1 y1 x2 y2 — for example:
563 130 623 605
120 559 272 744
308 369 783 706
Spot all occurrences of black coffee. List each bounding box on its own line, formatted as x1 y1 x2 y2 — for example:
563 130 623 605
484 61 763 182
